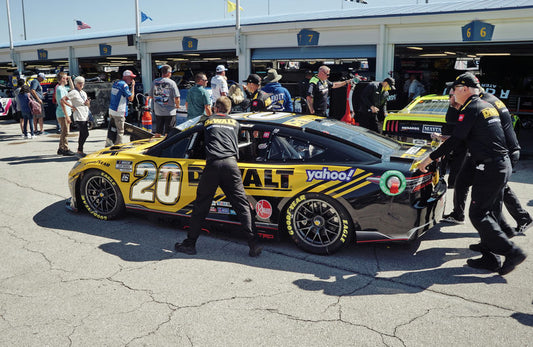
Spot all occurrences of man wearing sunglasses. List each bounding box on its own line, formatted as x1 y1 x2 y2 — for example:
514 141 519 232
306 65 349 117
418 72 526 276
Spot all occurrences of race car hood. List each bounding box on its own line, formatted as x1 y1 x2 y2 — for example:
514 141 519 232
87 137 164 159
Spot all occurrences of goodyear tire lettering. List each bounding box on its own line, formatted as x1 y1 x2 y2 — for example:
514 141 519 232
80 170 125 220
284 193 353 255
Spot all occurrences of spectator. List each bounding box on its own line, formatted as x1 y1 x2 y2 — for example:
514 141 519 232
30 72 46 135
261 69 293 112
65 76 90 157
185 73 212 120
12 78 25 135
17 85 34 139
108 70 136 145
210 65 229 105
149 64 181 135
55 72 75 156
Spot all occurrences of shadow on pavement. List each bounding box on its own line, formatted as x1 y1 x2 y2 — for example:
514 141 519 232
33 200 505 300
0 154 79 165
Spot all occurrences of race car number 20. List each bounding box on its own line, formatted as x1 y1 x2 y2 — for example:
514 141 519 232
130 161 182 205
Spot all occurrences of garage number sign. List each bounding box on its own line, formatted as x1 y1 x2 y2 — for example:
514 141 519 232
182 37 198 51
37 49 48 60
99 44 112 56
462 20 495 41
297 29 320 46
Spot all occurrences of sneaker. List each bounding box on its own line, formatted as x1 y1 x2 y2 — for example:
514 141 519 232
21 134 27 139
57 149 64 155
174 242 197 255
516 218 533 234
34 131 41 135
63 150 75 156
441 213 465 224
467 253 501 272
77 152 87 157
499 247 527 275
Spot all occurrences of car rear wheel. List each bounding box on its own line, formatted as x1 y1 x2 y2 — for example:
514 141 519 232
80 170 124 220
284 193 353 255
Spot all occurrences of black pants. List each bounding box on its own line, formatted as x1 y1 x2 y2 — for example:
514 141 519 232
453 155 519 235
155 115 176 135
183 157 256 246
357 110 380 133
469 156 514 255
76 121 89 152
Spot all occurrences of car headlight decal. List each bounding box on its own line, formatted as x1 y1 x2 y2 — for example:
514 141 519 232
379 170 406 196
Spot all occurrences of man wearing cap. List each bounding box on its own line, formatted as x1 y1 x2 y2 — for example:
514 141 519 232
108 70 136 145
261 69 293 112
149 64 181 136
243 74 270 112
418 72 527 276
306 65 350 117
210 65 229 105
355 77 395 133
30 72 46 135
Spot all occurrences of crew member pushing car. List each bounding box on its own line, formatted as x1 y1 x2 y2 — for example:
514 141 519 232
175 96 263 257
418 73 526 275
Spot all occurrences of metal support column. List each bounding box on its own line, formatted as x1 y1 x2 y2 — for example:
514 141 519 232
68 46 79 76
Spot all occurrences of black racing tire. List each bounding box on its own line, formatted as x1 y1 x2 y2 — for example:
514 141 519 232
284 193 354 255
80 170 125 220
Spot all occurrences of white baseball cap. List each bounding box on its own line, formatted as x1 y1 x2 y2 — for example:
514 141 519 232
123 70 137 78
216 65 228 73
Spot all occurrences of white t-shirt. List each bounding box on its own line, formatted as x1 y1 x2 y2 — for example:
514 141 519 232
210 74 228 103
67 89 90 122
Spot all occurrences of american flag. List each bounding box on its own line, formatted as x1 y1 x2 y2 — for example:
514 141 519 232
76 20 91 30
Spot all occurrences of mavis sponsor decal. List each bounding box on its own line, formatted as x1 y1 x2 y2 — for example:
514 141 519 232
306 168 355 182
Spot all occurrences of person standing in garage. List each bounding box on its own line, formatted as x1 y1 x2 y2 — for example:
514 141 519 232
306 65 350 117
175 96 263 257
210 65 229 105
108 70 136 145
186 73 212 120
149 64 181 135
356 77 395 133
261 69 293 112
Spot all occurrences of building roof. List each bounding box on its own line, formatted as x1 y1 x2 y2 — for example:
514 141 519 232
3 0 533 49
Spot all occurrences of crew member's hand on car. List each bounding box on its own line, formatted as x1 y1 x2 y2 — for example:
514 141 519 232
418 155 433 173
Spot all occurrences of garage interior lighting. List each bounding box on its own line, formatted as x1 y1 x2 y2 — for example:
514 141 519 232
407 46 423 50
419 53 448 57
444 51 456 55
476 53 511 56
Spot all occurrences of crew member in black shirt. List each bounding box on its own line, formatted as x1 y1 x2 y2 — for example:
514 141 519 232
418 73 527 275
242 74 270 112
306 65 349 117
175 96 263 257
355 77 395 133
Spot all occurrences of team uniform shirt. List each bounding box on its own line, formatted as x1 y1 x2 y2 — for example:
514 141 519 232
210 75 229 103
108 80 132 117
261 82 293 112
430 95 508 162
246 89 270 112
480 92 520 153
203 113 240 162
307 76 333 115
357 81 389 113
55 85 71 118
149 77 180 116
67 89 90 122
186 84 211 119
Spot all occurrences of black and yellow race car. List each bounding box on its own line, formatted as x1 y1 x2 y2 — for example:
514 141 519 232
383 95 449 142
67 112 445 254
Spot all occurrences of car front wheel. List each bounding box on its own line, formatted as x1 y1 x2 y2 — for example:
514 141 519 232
284 193 353 255
80 170 125 220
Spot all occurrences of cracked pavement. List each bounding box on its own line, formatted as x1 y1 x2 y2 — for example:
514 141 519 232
0 119 532 346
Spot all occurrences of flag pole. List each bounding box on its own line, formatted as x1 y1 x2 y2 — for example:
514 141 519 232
6 0 15 65
235 0 240 55
135 0 141 59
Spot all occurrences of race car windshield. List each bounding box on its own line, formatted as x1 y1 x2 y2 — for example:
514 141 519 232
306 119 402 155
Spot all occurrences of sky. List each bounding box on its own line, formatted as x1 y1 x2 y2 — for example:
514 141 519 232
1 0 459 45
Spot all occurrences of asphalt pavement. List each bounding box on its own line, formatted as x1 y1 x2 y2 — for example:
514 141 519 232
1 118 532 346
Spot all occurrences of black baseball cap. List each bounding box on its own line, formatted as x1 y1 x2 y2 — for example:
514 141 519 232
450 72 480 88
243 74 261 84
383 77 396 90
